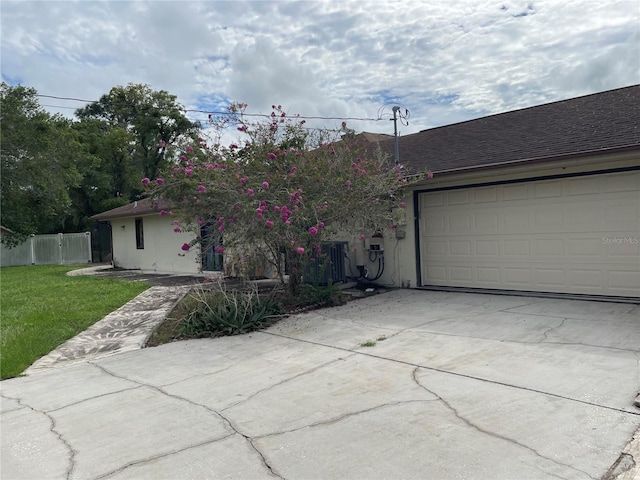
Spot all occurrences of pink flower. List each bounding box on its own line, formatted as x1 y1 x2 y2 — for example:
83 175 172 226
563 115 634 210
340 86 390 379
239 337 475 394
179 155 187 161
267 152 277 160
273 205 280 211
262 181 269 189
428 172 434 179
247 188 255 197
256 212 263 220
237 125 247 132
240 177 248 185
173 226 181 233
218 226 225 233
185 146 194 154
229 143 238 150
285 220 291 226
359 234 366 240
197 185 206 192
159 210 166 216
399 201 406 207
317 221 325 229
181 243 190 251
184 168 193 176
265 220 274 227
308 226 318 236
345 180 351 186
141 178 150 185
215 246 224 253
296 247 305 255
290 166 297 174
198 219 205 226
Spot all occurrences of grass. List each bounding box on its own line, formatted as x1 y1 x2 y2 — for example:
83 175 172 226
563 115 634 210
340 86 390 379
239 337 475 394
0 265 149 379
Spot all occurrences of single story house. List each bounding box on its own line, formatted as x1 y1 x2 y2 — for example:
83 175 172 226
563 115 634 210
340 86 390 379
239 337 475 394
91 86 639 298
90 198 214 275
366 85 639 298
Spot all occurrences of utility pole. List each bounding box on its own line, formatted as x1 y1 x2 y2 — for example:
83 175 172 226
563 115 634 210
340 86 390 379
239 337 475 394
392 106 400 165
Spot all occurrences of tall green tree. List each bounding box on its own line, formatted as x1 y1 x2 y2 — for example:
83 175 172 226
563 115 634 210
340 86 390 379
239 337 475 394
0 83 83 244
75 83 199 183
65 119 134 231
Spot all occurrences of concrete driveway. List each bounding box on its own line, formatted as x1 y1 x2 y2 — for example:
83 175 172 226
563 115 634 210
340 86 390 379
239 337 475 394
1 289 639 480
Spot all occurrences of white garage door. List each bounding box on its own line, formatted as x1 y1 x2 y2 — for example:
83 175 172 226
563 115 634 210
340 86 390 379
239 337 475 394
419 170 640 297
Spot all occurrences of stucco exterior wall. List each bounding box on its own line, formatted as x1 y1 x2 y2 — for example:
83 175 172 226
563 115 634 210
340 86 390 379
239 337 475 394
110 215 201 274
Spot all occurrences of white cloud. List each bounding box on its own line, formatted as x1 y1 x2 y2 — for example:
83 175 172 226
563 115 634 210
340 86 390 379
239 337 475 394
1 0 637 135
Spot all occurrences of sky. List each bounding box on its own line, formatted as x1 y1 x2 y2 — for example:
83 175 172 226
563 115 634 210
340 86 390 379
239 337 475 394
1 0 639 139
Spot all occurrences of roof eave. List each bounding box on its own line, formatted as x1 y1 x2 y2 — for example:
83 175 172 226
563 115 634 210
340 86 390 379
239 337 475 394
426 144 640 176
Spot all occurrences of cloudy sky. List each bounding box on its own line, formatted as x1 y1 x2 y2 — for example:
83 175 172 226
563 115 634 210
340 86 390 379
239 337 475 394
1 0 638 137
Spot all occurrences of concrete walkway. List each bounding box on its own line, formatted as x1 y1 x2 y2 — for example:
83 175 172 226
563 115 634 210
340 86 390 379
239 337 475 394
2 289 639 480
25 285 192 374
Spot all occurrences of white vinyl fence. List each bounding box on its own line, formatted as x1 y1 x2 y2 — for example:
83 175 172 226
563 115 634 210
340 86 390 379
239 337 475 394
0 232 92 267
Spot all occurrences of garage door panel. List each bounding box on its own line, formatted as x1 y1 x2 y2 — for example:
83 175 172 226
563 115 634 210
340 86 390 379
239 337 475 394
473 186 498 203
534 239 564 256
534 180 563 198
536 269 566 287
503 184 529 200
420 171 640 297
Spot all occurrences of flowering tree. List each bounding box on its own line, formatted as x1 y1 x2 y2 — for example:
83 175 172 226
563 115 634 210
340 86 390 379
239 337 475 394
143 104 430 295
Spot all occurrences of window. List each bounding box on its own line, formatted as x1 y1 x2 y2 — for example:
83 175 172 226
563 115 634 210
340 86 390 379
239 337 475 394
135 218 144 249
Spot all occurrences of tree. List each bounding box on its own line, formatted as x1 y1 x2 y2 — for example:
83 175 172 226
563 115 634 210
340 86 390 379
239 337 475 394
0 83 83 245
75 84 200 185
144 104 430 295
64 119 135 231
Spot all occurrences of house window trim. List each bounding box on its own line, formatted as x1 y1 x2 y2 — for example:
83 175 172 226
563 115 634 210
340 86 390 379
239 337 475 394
135 217 144 250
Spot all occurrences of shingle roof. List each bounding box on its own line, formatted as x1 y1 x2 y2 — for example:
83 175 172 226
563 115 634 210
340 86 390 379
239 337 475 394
90 197 171 221
379 85 640 173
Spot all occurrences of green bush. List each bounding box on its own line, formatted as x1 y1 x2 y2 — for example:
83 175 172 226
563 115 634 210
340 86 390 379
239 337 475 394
298 282 344 308
180 285 283 338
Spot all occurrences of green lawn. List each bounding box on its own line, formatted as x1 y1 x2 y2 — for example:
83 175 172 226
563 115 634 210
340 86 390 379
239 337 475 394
0 265 149 379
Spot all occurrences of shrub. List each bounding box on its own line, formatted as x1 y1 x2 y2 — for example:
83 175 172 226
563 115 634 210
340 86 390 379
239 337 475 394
298 282 344 308
180 285 283 338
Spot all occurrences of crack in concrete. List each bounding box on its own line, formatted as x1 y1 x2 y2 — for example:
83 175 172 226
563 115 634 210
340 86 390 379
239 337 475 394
221 355 355 412
262 330 640 417
411 367 595 480
254 399 436 440
159 363 237 388
540 318 567 342
92 433 236 479
1 393 77 479
394 326 638 354
215 411 285 480
89 362 285 479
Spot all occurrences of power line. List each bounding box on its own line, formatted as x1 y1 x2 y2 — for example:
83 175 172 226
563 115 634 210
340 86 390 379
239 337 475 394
35 93 384 123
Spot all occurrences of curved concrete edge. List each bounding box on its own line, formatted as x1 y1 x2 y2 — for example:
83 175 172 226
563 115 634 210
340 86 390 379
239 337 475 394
66 264 114 276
